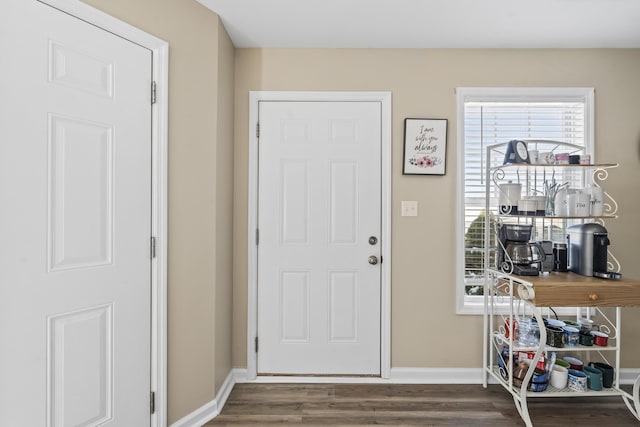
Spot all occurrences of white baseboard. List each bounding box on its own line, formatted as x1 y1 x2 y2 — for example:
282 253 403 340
233 367 487 384
169 370 236 427
389 367 483 383
169 400 216 427
215 370 236 413
231 368 250 383
620 368 640 384
234 367 640 385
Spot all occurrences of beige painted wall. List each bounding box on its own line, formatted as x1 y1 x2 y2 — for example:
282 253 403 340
233 49 640 369
80 0 234 423
214 23 235 392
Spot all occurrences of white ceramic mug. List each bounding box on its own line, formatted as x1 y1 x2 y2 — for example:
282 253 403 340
498 182 521 214
528 149 539 164
550 364 568 389
541 152 555 164
568 191 590 216
554 188 575 216
517 199 537 215
522 195 545 215
590 187 605 216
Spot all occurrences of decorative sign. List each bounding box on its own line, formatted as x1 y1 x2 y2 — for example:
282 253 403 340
403 118 448 175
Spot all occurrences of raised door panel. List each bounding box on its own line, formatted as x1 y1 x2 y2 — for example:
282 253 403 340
48 304 113 426
279 271 310 342
48 40 114 99
329 161 358 245
280 160 310 246
328 271 359 342
48 115 113 271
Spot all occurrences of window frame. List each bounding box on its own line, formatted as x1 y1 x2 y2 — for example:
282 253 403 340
455 87 595 315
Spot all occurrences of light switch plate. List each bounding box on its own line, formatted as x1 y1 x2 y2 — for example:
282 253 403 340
401 201 418 217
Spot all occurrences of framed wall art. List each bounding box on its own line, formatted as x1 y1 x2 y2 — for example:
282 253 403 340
402 118 448 175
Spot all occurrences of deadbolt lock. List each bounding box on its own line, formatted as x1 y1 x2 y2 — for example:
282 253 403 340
368 236 378 245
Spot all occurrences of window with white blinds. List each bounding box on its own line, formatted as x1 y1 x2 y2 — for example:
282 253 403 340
456 88 594 313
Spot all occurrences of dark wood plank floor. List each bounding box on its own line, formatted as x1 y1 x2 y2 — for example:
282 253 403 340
205 383 639 426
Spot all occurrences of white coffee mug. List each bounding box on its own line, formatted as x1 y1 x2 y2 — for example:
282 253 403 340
528 149 539 164
590 187 605 216
517 199 537 215
497 182 521 214
550 364 568 389
541 152 555 164
554 188 575 216
568 191 590 216
522 195 545 214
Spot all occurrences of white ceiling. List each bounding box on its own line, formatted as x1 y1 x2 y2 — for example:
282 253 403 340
196 0 640 48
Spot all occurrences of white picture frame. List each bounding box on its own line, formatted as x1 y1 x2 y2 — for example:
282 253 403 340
402 118 448 175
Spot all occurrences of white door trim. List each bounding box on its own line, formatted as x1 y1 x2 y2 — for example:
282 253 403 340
37 1 169 425
247 91 392 380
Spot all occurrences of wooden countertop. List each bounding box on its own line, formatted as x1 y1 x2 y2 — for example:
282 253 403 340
510 272 640 307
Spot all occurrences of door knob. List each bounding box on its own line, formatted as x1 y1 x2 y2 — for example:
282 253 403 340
368 256 378 265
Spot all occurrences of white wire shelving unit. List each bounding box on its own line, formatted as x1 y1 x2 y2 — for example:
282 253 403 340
480 140 640 427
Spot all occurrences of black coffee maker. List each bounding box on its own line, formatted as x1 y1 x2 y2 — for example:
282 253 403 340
497 223 545 276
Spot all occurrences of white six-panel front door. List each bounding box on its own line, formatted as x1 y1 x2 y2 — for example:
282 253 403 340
257 101 382 375
0 1 152 425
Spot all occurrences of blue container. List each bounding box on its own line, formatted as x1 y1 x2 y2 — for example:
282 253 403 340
529 369 549 392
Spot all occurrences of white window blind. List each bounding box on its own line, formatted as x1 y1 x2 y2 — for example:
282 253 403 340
462 101 587 296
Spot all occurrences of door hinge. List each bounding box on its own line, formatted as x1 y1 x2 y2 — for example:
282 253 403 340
150 236 156 259
255 336 259 353
256 229 259 245
256 122 260 139
151 81 157 104
150 391 156 414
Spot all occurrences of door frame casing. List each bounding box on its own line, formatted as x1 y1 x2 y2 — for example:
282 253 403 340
37 1 169 425
247 91 392 380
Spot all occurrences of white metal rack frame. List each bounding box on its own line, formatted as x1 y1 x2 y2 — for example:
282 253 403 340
490 161 621 277
483 270 640 426
480 140 640 426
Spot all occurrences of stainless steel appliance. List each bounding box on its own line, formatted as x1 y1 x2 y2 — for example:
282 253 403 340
566 223 621 279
